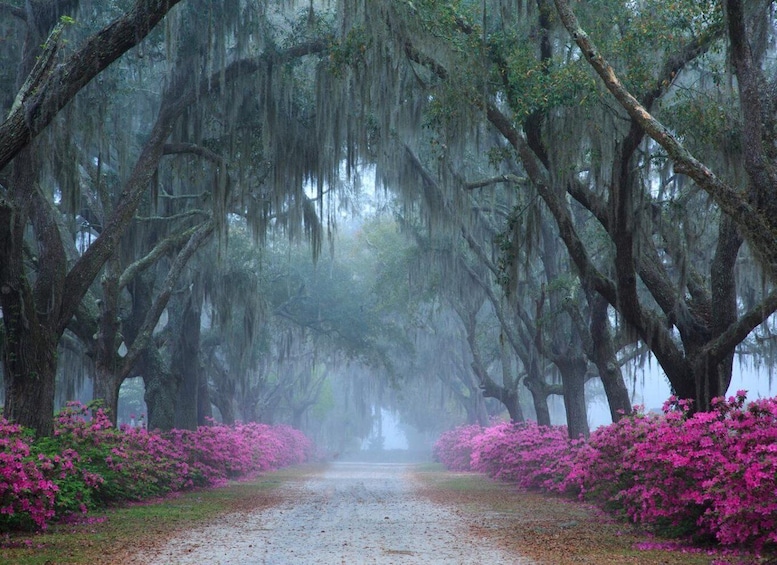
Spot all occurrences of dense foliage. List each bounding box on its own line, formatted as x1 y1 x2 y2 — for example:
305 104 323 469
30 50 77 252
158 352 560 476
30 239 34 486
0 403 312 532
433 393 777 552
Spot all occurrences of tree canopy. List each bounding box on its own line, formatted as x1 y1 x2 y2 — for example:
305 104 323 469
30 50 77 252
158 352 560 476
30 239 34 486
2 0 777 443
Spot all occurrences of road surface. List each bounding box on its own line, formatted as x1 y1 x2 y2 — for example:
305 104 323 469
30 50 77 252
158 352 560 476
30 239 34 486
129 461 532 564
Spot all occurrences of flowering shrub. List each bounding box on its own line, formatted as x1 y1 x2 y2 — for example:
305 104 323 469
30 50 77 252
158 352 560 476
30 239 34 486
561 407 659 514
433 392 777 552
706 396 777 547
570 393 777 549
37 402 190 506
431 425 482 471
167 421 312 485
268 425 315 467
0 403 313 533
470 421 582 492
0 419 61 530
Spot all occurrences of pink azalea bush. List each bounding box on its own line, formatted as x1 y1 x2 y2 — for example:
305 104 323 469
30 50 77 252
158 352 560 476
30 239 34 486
433 392 777 552
167 421 312 484
431 424 482 471
0 402 313 532
36 402 191 506
470 421 583 492
0 418 61 530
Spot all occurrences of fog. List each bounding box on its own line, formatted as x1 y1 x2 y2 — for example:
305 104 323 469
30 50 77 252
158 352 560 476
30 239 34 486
3 0 776 453
586 360 777 429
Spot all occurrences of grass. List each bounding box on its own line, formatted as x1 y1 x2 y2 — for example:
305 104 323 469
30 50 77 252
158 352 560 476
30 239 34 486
0 464 320 565
3 462 763 564
413 464 755 565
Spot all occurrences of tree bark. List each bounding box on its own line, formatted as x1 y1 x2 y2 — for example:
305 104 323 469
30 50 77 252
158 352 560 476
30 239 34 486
142 347 178 431
197 367 212 426
556 357 589 439
587 292 632 421
213 389 236 425
173 285 203 430
523 370 553 427
0 146 67 435
92 253 123 424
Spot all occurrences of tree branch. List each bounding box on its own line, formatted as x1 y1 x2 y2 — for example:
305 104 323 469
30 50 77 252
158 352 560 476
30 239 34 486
58 39 328 333
9 23 63 117
134 209 209 222
0 2 25 20
118 222 205 290
163 142 226 165
464 174 526 190
552 0 777 279
704 289 777 366
0 0 185 171
120 218 215 376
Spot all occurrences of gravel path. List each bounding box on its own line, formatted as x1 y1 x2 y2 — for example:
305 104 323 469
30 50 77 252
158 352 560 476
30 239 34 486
130 462 533 564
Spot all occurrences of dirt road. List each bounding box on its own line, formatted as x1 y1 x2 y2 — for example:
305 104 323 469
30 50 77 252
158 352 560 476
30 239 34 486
129 462 532 564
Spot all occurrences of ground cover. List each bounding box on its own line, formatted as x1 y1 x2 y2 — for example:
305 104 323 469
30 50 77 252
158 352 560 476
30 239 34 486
3 460 765 564
0 403 314 534
413 465 753 565
0 464 317 564
432 393 777 559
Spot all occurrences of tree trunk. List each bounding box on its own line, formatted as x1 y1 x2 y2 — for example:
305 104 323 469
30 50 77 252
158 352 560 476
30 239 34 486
588 292 632 421
213 392 236 425
474 390 490 426
479 378 522 424
463 398 487 426
557 356 589 439
539 220 589 438
2 322 59 436
142 347 179 431
523 374 552 426
92 366 123 425
499 338 524 423
292 407 305 430
462 306 524 423
0 145 62 436
172 288 203 430
700 214 742 410
197 368 212 426
0 13 64 435
92 255 123 424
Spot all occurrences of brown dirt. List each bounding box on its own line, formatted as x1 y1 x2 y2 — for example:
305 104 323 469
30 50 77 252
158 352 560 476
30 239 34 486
27 462 771 564
94 491 288 564
125 462 530 564
412 467 766 565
